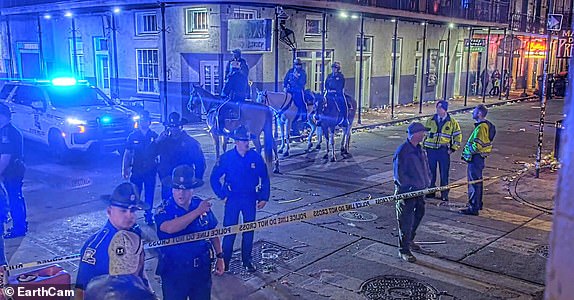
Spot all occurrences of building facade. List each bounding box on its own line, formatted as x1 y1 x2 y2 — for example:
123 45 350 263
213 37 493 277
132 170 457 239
0 0 569 122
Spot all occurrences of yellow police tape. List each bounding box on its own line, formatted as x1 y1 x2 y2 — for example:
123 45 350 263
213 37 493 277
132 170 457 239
0 176 499 279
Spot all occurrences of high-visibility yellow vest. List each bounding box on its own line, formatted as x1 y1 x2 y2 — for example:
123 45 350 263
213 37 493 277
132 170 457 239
423 114 462 151
462 120 496 161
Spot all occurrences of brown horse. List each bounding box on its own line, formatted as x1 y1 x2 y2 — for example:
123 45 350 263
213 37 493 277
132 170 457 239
313 92 357 162
189 84 279 173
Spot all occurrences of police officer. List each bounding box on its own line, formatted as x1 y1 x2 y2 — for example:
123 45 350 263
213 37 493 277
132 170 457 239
284 58 308 134
155 164 224 300
393 122 431 263
460 105 496 216
325 62 349 127
85 274 155 300
0 103 26 239
210 125 270 272
225 49 249 81
75 182 149 299
156 112 206 201
122 110 158 225
423 101 462 202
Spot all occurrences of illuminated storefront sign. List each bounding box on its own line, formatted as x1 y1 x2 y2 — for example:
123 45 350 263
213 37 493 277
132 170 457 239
556 30 574 58
524 39 546 58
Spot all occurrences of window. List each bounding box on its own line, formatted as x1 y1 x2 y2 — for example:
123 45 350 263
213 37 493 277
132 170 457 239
233 8 256 19
305 15 323 37
356 36 373 53
69 38 85 79
13 86 43 106
135 12 158 35
136 49 159 94
186 8 209 35
93 37 111 93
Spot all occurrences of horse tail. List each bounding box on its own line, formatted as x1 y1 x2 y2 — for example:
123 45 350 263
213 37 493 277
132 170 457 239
263 107 274 169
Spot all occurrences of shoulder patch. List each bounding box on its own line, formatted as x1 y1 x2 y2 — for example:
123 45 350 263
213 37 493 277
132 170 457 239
81 248 97 265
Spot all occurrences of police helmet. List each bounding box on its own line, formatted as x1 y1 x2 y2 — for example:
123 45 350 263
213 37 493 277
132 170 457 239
331 62 341 69
293 58 302 65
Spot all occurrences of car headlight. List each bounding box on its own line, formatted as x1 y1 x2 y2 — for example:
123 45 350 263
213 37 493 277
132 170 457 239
66 117 87 125
132 115 141 122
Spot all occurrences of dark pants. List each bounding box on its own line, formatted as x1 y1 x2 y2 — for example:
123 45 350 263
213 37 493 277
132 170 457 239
222 194 256 266
426 147 450 199
467 155 485 212
396 196 425 254
130 169 157 218
4 177 26 231
290 90 307 122
160 255 212 300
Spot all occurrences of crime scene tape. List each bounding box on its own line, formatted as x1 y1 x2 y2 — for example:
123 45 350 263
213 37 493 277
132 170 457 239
0 176 500 277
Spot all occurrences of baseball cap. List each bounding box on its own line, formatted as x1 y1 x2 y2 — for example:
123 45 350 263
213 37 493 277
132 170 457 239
108 230 143 276
407 122 430 135
436 100 449 111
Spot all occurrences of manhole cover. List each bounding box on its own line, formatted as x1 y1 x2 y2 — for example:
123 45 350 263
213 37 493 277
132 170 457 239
535 245 549 259
360 275 440 300
227 240 302 280
339 210 378 222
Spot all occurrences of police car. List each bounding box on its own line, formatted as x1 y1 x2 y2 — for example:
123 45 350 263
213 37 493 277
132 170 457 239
0 78 139 157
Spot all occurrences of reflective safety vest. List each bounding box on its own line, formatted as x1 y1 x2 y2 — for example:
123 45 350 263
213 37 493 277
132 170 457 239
462 120 496 161
423 114 462 151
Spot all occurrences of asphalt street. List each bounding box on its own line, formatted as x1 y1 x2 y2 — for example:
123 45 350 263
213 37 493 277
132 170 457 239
4 97 562 299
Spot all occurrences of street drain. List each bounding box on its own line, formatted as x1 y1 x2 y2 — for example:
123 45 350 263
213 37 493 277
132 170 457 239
360 275 440 300
227 240 302 280
338 210 378 222
535 245 549 259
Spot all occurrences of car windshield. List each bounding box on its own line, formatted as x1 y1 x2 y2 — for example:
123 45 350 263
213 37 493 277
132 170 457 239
47 85 112 108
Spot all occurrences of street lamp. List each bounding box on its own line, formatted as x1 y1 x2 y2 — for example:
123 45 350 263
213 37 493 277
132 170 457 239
279 22 297 61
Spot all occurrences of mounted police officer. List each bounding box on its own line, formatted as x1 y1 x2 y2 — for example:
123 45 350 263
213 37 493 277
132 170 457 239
423 101 462 202
155 164 224 300
0 103 26 239
122 110 158 225
156 112 206 201
219 49 250 133
75 182 149 299
284 57 308 135
393 122 431 263
324 62 349 127
460 105 496 216
210 126 270 272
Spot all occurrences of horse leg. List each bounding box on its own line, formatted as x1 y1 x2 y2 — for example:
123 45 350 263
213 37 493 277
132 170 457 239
322 129 329 160
253 134 262 153
340 127 348 155
316 126 323 150
330 129 336 162
306 122 315 152
278 119 285 154
212 132 220 160
283 118 291 157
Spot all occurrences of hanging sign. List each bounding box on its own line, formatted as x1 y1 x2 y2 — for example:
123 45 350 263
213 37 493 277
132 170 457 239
463 38 486 52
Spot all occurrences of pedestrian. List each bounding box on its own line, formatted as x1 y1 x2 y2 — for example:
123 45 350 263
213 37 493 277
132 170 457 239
122 110 158 225
283 57 308 135
393 122 431 263
155 164 224 300
480 68 489 96
423 101 462 202
210 125 270 272
156 112 206 201
460 104 496 216
75 182 149 299
84 274 155 300
489 69 500 96
323 62 349 127
0 103 26 239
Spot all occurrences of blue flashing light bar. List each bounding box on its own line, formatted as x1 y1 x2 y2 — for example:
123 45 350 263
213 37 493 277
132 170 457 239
51 77 77 86
101 116 112 124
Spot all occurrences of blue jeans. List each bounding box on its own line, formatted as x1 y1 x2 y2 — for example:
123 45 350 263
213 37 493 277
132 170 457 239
396 196 425 254
4 177 26 230
222 194 256 266
130 169 157 217
426 147 451 199
467 155 485 212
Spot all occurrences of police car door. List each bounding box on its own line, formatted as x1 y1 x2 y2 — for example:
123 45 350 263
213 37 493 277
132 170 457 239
10 85 46 142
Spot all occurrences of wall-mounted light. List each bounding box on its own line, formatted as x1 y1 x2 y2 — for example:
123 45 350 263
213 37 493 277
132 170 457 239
391 19 396 23
43 14 51 19
339 11 349 18
64 11 73 18
351 14 359 19
449 23 455 28
421 22 426 26
113 7 121 14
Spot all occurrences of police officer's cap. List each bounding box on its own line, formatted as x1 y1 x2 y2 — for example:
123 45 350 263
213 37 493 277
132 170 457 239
331 62 341 69
294 58 302 65
0 103 12 118
171 164 204 189
109 230 143 276
84 274 155 300
231 125 251 141
103 182 149 210
232 48 242 55
165 112 187 127
407 122 430 135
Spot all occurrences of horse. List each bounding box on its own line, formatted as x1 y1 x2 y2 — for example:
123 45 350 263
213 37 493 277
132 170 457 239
255 89 317 156
313 92 357 162
188 84 279 173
